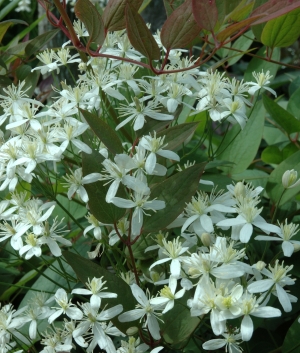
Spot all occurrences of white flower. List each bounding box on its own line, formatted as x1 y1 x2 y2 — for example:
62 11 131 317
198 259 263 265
139 132 180 174
63 168 101 203
111 191 165 236
255 219 300 257
282 169 300 189
247 260 296 312
116 98 173 131
183 190 236 235
248 70 277 96
203 329 243 353
100 154 149 202
72 277 117 309
73 302 123 353
217 196 280 243
150 276 185 313
149 237 188 278
48 288 83 324
238 292 281 341
118 284 162 340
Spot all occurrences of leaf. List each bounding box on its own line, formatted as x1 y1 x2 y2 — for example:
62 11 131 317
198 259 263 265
157 122 199 151
244 46 280 82
125 3 160 61
251 0 300 25
161 0 201 50
192 0 218 32
16 64 32 81
261 7 300 47
63 251 136 333
282 316 300 352
0 268 40 301
75 0 105 48
266 150 300 205
217 100 265 175
226 0 255 22
103 0 143 31
227 30 255 66
79 108 123 155
216 15 263 42
161 292 200 346
163 0 185 16
0 21 13 43
261 145 283 164
25 29 59 57
263 95 300 134
287 86 300 119
82 150 126 224
143 163 205 233
52 195 87 223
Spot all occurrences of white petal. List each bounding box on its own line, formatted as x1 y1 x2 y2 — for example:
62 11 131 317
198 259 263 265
200 214 214 233
247 279 273 293
240 223 253 243
282 241 294 257
276 284 292 312
147 314 161 340
203 339 226 350
241 315 253 341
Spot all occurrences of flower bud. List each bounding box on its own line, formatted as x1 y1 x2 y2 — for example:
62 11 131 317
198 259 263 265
255 260 266 271
234 182 246 199
282 169 300 189
293 243 300 253
201 232 212 247
126 327 139 336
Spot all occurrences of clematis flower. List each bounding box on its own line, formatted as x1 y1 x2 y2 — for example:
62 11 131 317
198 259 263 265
255 219 300 257
150 276 185 313
118 284 162 340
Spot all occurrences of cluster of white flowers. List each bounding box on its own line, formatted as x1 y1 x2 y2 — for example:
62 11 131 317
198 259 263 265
1 14 298 353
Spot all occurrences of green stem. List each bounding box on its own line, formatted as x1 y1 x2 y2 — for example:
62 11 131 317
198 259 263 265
272 189 286 223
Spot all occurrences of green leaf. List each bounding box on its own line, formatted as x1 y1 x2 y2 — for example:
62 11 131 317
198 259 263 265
161 0 201 50
82 150 126 224
266 150 300 205
75 0 105 48
0 267 40 301
192 0 218 32
261 7 300 47
0 21 13 43
231 169 269 190
163 0 185 16
52 195 87 223
217 100 265 175
261 145 283 164
79 108 123 155
157 122 199 151
16 64 32 81
244 46 280 82
282 316 300 353
63 251 136 333
22 70 40 99
227 30 255 66
287 86 300 119
226 0 255 22
25 29 59 57
216 15 263 42
263 95 300 135
143 163 205 233
125 3 160 61
250 0 300 25
103 0 143 31
161 292 200 346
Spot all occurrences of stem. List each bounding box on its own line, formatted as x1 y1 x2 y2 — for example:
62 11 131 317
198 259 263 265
271 189 286 223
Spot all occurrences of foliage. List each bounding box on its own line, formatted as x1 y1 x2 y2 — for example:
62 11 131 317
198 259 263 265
0 1 300 353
